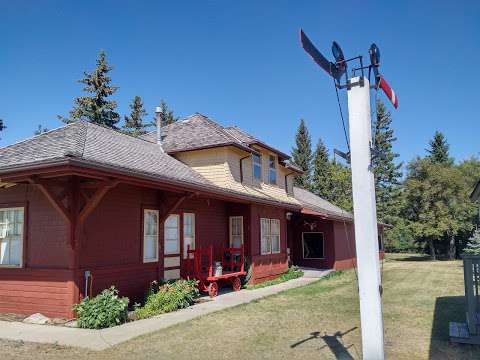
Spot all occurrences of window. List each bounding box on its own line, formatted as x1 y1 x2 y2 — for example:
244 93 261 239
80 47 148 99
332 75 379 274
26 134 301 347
164 214 180 255
302 232 325 259
260 218 281 255
0 207 24 267
143 209 159 262
183 213 195 258
268 155 277 184
229 216 243 248
252 153 262 181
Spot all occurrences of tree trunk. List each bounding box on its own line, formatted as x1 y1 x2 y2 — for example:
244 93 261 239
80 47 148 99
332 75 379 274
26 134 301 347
448 234 456 260
429 238 436 260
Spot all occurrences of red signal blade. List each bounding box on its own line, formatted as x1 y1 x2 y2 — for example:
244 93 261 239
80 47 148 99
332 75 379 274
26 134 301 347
378 76 398 109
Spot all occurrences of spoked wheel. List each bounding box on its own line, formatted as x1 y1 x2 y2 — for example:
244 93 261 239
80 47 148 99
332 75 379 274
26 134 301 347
208 281 219 297
232 277 241 292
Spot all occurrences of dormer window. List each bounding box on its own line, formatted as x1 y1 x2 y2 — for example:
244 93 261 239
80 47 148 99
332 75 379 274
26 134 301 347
253 153 262 181
268 155 277 184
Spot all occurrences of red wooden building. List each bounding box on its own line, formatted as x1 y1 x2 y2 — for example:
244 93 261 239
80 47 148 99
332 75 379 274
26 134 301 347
0 117 383 319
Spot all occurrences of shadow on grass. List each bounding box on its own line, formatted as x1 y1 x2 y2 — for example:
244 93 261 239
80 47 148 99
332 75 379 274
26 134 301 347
429 296 480 358
291 327 357 359
390 255 435 262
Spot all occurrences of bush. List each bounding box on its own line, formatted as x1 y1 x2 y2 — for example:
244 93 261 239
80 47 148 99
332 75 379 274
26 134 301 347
245 266 304 289
73 286 129 329
135 279 199 319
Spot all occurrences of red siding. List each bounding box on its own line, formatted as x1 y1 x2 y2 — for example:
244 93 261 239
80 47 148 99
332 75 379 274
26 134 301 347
290 216 336 269
0 268 73 318
0 185 74 318
248 204 288 283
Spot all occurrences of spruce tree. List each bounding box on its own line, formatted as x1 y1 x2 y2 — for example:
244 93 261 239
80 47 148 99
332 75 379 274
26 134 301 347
312 138 332 199
291 118 313 189
123 96 149 136
0 119 5 139
153 99 178 127
427 131 451 165
59 50 120 128
372 99 402 223
464 229 480 255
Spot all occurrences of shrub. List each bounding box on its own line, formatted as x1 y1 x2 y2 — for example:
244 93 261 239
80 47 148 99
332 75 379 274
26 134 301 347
135 279 199 319
73 286 129 329
246 266 304 289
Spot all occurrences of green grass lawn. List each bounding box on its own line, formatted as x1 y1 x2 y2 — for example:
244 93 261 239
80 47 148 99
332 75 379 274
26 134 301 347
1 253 478 359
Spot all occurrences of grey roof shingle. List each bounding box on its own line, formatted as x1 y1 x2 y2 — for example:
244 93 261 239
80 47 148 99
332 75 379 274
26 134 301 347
142 113 290 160
0 121 301 208
293 186 353 221
142 114 253 154
0 121 213 187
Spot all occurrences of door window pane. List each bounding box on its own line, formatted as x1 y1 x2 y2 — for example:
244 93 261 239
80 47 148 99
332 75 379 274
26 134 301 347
183 213 195 258
164 215 179 254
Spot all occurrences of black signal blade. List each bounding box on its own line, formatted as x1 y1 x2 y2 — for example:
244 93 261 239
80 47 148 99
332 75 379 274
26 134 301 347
300 29 338 80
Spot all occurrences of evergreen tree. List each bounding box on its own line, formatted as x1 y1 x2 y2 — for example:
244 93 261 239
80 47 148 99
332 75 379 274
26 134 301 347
34 125 49 135
291 119 313 189
0 119 5 139
464 228 480 255
372 99 402 224
59 50 120 128
123 96 149 136
153 99 178 127
312 138 332 199
427 131 452 164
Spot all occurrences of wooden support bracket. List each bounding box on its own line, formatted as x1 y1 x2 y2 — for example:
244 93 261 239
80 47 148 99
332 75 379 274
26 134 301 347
78 180 119 224
29 178 73 224
159 192 195 224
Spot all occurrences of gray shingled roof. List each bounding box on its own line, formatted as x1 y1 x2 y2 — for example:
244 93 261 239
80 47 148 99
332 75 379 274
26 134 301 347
0 122 301 208
293 186 353 221
471 180 480 202
142 114 253 154
0 122 214 188
142 113 290 160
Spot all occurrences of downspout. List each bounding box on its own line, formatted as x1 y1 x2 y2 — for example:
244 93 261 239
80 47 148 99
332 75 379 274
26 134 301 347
239 155 250 183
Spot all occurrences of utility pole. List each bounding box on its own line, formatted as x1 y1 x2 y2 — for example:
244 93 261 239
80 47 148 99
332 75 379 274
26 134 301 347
348 76 384 359
300 30 398 360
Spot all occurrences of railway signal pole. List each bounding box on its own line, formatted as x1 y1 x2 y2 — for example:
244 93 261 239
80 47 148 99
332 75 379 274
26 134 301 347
300 30 398 360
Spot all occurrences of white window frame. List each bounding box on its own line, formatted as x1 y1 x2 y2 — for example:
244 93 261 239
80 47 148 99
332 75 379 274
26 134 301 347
268 155 277 185
164 214 180 255
229 216 244 248
271 219 280 254
0 207 25 268
252 153 262 181
183 213 195 258
302 232 325 260
260 218 281 255
143 209 159 263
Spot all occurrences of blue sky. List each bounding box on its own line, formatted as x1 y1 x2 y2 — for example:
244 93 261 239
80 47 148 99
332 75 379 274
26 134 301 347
1 1 479 169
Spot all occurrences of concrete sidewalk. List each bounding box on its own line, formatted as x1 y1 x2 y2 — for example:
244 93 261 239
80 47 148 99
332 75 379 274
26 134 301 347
0 270 331 351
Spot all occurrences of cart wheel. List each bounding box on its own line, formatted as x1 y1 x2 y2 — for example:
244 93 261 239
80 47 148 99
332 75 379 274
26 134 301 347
232 277 241 292
208 282 219 297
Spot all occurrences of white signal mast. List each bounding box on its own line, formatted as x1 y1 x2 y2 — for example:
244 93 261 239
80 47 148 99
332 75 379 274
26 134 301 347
300 30 398 360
